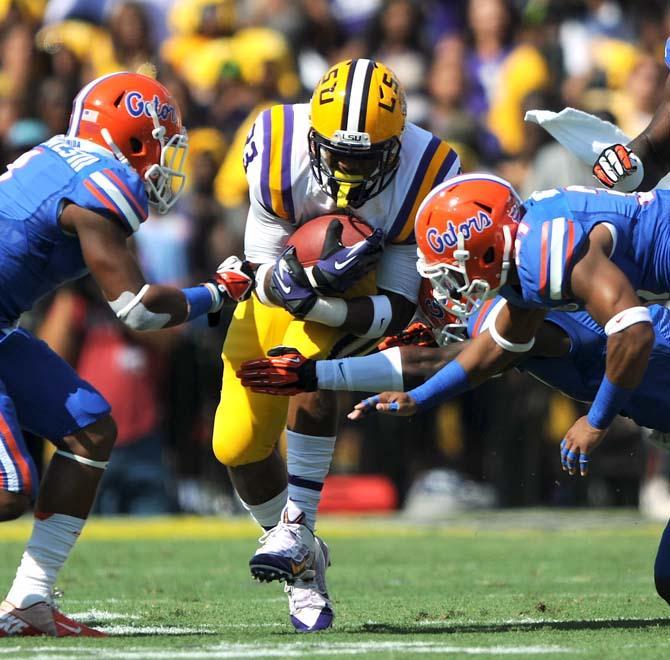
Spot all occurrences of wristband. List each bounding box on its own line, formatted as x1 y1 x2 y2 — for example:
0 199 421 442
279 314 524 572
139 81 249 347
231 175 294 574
254 262 278 307
604 306 651 335
357 295 393 338
183 285 215 321
586 375 633 430
408 360 470 413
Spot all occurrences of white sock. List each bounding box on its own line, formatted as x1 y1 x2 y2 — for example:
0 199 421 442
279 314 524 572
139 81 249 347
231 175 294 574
286 430 336 530
315 347 404 391
239 487 287 529
6 513 85 608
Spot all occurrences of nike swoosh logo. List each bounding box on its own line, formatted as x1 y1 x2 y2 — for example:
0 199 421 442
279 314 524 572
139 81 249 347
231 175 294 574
334 255 358 270
277 263 292 294
334 244 365 271
283 357 301 364
56 622 82 634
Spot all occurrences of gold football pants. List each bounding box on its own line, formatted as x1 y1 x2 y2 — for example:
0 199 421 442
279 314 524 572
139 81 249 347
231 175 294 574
213 278 376 467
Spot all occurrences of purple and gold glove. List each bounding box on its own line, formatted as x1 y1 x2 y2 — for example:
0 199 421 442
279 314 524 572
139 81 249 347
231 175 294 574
270 247 318 318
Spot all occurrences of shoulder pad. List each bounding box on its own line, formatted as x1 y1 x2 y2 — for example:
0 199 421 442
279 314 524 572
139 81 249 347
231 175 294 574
388 129 460 245
78 164 149 234
515 211 587 308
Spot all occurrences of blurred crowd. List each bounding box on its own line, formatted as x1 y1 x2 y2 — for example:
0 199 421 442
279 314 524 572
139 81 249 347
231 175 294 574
3 0 669 515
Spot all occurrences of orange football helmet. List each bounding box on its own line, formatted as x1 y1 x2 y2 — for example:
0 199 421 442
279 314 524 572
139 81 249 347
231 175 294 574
415 173 521 318
66 72 188 214
417 278 467 345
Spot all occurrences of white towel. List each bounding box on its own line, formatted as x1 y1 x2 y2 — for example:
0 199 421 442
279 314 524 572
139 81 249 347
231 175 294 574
525 107 644 192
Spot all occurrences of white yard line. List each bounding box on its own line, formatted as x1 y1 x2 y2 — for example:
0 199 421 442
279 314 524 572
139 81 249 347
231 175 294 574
0 641 576 658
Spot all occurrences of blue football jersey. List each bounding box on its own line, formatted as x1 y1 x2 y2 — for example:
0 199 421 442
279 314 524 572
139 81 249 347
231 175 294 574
0 135 148 324
501 186 670 310
467 297 670 431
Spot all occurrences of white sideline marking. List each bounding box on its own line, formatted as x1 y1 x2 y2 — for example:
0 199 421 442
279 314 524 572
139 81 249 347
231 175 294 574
0 641 574 658
70 609 141 622
100 625 215 635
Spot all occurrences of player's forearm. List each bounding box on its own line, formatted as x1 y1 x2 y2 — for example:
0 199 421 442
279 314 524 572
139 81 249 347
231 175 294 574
627 77 670 190
587 321 654 430
407 332 518 412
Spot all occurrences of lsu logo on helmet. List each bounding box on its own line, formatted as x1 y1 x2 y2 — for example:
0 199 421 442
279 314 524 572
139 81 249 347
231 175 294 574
309 59 407 208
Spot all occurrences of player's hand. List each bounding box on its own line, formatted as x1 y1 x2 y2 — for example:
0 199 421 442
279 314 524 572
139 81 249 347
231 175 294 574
347 391 417 421
270 247 318 317
378 322 437 350
560 415 608 477
208 256 254 311
311 219 384 295
237 346 318 395
592 144 637 189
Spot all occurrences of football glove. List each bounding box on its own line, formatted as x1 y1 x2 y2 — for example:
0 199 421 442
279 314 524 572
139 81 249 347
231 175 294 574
377 322 438 350
311 219 384 295
593 144 637 189
270 247 318 317
206 256 254 309
204 256 255 325
237 346 318 395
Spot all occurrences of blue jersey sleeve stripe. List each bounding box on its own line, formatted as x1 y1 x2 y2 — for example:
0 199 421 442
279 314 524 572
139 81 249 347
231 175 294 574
103 168 147 220
548 217 567 300
83 179 135 234
89 171 141 232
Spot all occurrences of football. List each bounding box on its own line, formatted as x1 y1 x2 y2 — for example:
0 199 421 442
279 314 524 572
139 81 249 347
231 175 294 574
286 214 374 267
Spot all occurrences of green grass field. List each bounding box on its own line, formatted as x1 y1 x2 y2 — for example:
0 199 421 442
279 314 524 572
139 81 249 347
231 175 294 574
1 511 669 659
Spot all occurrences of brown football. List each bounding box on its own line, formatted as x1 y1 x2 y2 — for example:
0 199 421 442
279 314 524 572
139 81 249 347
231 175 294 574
286 214 374 267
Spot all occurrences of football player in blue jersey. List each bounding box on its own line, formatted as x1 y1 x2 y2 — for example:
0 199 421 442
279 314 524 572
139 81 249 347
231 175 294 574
236 280 670 609
308 173 670 479
0 72 254 637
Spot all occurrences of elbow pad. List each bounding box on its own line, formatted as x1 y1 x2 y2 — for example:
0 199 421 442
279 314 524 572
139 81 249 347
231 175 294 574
109 285 171 330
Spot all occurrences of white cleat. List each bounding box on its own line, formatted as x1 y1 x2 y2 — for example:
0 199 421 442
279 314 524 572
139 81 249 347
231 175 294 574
285 536 334 632
249 508 316 583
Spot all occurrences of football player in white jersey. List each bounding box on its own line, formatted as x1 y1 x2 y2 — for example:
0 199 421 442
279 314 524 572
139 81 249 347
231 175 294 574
213 59 461 631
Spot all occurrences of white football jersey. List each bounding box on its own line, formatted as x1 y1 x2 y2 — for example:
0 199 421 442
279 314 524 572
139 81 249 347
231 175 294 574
242 103 460 302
